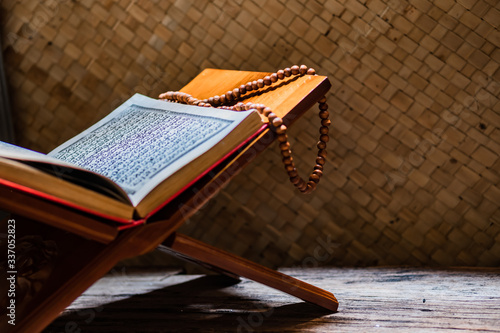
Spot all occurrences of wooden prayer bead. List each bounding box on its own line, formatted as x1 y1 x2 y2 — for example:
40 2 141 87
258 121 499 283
319 110 329 119
264 76 272 85
252 81 259 90
320 134 329 143
298 181 308 192
257 79 264 88
279 142 290 151
232 88 240 99
282 156 293 165
284 68 292 77
307 180 317 189
318 96 327 103
290 176 300 185
272 117 283 127
225 91 233 102
313 169 323 177
220 94 226 104
281 149 291 157
319 103 328 111
321 119 331 127
285 164 295 172
267 112 277 122
291 65 299 75
299 65 308 75
276 125 286 135
288 169 298 178
270 73 278 82
318 149 327 158
320 126 329 135
314 164 323 171
317 141 326 149
239 85 246 94
307 68 316 75
297 178 306 189
277 133 288 142
316 156 325 165
277 70 285 79
309 173 320 183
245 82 253 91
263 107 272 117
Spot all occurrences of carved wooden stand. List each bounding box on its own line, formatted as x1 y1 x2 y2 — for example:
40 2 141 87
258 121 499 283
0 69 337 333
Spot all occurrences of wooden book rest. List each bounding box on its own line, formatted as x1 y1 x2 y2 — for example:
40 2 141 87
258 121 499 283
0 69 338 332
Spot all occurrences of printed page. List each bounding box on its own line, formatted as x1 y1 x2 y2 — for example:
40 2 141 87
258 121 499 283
0 141 76 167
0 141 130 202
49 94 258 206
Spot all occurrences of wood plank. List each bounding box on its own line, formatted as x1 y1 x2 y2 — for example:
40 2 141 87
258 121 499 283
161 233 338 311
45 266 500 332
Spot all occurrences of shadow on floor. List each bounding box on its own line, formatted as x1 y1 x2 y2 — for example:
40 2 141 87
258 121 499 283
44 274 335 332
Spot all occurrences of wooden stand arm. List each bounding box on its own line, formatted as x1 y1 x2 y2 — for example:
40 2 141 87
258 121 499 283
161 233 339 312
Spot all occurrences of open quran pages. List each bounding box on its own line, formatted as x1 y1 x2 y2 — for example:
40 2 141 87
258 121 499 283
0 94 263 221
0 141 135 219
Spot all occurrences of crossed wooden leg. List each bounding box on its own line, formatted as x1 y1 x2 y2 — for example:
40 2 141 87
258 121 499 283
160 232 339 312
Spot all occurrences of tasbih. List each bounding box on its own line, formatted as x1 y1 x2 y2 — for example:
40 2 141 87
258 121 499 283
159 65 330 194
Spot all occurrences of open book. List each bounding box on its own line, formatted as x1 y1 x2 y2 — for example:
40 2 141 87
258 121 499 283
0 94 263 223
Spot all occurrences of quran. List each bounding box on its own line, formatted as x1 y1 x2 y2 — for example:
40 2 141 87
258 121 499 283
0 94 263 223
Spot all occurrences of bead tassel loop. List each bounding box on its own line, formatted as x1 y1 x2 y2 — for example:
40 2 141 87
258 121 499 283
159 65 330 194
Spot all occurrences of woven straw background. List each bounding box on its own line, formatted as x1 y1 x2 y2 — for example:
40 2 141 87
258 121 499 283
1 0 499 268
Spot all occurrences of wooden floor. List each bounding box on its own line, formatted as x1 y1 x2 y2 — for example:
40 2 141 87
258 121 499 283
44 266 500 332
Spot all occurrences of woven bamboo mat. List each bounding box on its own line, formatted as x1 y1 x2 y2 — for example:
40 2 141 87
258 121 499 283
1 0 499 268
